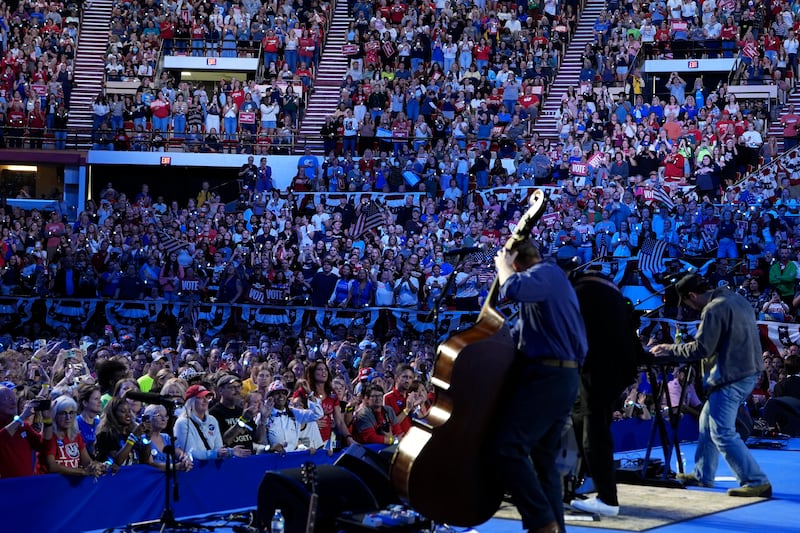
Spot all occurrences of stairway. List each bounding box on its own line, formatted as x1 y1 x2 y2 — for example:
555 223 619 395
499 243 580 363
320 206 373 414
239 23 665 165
69 0 115 143
297 0 350 154
535 0 607 139
766 88 800 150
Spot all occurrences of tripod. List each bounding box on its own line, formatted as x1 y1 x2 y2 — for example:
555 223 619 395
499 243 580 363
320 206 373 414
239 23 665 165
126 413 211 532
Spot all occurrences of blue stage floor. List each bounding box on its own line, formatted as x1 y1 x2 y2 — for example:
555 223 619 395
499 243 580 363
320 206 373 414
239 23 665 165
478 438 800 533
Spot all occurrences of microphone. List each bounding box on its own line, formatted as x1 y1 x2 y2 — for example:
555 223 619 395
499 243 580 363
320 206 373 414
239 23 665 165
443 246 482 258
124 390 182 406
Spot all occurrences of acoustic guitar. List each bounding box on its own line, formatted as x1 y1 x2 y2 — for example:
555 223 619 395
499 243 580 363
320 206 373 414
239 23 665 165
391 189 547 526
300 462 318 533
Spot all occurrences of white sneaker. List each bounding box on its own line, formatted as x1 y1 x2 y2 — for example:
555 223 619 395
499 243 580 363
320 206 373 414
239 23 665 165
570 496 620 517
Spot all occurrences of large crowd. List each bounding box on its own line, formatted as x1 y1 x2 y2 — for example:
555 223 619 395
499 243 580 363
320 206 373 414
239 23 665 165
2 0 800 482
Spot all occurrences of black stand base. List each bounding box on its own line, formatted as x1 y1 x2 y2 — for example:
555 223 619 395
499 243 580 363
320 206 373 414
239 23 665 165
125 510 212 532
616 459 684 489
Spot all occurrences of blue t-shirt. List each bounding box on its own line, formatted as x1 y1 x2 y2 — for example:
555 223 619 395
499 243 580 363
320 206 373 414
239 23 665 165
77 415 100 456
144 433 173 464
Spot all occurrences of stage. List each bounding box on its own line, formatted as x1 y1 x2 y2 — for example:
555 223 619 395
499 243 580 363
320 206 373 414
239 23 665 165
485 438 800 533
83 438 800 533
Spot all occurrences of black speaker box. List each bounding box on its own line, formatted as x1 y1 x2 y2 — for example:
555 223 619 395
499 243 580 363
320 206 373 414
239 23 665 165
257 464 379 533
334 444 400 508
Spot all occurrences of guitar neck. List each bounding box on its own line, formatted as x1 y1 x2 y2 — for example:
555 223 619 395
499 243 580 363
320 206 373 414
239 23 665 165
305 493 318 533
478 189 546 320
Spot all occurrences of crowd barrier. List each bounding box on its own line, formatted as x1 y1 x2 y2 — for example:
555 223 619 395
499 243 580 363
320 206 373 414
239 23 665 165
0 419 698 533
1 298 485 339
4 296 797 351
0 447 349 533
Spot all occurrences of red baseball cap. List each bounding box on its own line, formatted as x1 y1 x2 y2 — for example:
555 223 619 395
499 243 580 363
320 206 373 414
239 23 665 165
185 384 214 401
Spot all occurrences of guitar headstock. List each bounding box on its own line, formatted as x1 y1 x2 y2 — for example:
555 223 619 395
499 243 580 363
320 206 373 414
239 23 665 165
505 189 547 249
300 461 318 494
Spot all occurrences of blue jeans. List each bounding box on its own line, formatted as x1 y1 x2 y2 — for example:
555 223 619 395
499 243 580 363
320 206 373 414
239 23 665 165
223 116 237 139
110 115 124 131
153 115 169 133
476 170 488 188
54 130 67 150
343 135 357 156
693 373 770 488
717 237 738 259
493 360 579 531
173 114 187 135
284 49 297 73
192 39 204 56
443 57 455 74
456 172 468 195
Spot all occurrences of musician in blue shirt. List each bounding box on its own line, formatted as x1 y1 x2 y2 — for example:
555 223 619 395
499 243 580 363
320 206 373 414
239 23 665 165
493 239 587 533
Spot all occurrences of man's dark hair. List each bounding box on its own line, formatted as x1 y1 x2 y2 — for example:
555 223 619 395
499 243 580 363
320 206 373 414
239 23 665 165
786 355 800 375
509 239 541 268
95 359 128 394
367 383 385 397
395 363 414 376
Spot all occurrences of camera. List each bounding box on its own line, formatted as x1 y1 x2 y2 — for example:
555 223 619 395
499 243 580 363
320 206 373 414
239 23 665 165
32 399 52 411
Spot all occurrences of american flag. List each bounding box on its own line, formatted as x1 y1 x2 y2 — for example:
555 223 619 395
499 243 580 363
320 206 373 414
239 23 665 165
160 230 189 255
652 183 675 211
351 201 384 238
596 233 611 259
466 246 501 264
638 238 668 274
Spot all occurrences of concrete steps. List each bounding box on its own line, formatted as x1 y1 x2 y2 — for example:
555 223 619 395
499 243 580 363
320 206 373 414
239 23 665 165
69 0 115 143
535 2 607 139
297 0 351 154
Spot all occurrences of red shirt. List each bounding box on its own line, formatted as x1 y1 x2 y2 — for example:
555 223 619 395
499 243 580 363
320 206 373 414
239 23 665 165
0 422 47 478
28 110 45 129
160 21 175 39
299 37 315 57
292 390 338 442
390 3 405 24
663 152 685 179
721 25 737 40
262 35 279 53
353 406 392 444
519 94 540 109
150 98 170 119
764 34 781 52
783 112 800 136
46 432 86 470
7 107 25 127
474 44 490 60
191 23 206 39
384 387 411 435
230 88 245 109
715 118 734 137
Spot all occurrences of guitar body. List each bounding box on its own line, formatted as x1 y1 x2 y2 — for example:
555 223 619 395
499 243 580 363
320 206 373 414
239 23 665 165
391 189 547 527
391 306 514 526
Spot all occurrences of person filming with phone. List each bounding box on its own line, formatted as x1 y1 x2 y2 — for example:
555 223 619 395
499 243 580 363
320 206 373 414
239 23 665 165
0 387 54 477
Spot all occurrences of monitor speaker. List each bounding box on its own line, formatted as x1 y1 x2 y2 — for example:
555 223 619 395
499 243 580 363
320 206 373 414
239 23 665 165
334 444 400 508
257 464 379 533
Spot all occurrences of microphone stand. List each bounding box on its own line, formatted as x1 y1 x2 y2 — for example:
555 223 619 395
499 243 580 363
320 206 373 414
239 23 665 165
127 402 212 532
